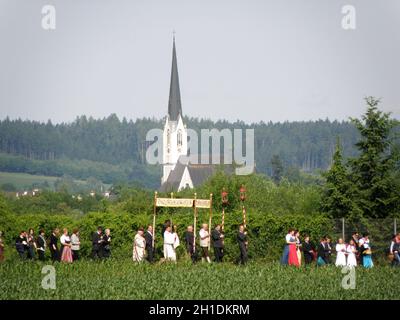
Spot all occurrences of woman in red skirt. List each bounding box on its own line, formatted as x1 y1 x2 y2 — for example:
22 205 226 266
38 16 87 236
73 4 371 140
288 230 300 266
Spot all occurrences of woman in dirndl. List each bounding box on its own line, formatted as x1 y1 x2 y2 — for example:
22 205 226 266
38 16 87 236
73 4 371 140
288 231 299 267
60 228 73 263
362 235 373 268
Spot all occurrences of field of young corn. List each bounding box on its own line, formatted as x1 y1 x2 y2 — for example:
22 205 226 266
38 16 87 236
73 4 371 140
1 258 399 300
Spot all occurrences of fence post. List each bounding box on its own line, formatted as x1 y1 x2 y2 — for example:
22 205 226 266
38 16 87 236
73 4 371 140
342 218 345 240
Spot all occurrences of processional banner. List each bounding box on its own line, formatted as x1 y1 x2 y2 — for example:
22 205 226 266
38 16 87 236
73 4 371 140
194 199 211 209
155 198 194 208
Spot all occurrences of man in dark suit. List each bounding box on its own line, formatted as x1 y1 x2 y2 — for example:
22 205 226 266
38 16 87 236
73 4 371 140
317 237 329 266
37 229 47 261
101 228 112 259
302 235 314 265
237 224 248 265
15 231 28 260
184 225 196 263
212 224 224 263
144 225 154 263
91 227 103 259
325 237 332 264
49 228 60 262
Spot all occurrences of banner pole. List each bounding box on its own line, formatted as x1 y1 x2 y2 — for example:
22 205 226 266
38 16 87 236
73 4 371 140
152 191 157 249
193 193 197 254
243 205 246 229
342 218 345 241
222 207 225 232
170 192 174 227
208 193 213 251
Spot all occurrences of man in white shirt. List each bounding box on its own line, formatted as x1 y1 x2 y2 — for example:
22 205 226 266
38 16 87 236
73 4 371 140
199 223 211 263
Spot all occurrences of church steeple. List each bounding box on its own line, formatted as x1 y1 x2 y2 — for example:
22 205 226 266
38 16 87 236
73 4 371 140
161 35 188 186
168 35 182 121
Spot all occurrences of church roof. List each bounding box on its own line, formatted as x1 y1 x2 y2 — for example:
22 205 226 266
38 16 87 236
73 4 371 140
160 160 186 192
186 165 215 186
167 36 182 121
159 155 234 192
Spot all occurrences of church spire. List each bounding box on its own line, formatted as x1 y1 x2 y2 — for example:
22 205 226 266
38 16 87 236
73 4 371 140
168 35 182 121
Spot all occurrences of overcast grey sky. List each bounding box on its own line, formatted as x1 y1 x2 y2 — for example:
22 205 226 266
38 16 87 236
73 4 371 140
0 0 399 124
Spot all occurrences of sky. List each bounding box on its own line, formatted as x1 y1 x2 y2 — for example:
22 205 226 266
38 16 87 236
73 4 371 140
0 0 399 124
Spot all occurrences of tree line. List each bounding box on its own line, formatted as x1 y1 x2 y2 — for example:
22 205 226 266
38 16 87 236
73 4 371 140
0 114 361 182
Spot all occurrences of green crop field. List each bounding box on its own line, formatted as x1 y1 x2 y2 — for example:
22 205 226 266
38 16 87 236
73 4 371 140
0 258 399 300
0 171 111 191
0 171 92 190
0 172 61 189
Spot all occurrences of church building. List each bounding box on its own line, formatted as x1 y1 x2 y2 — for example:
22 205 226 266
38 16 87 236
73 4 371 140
160 37 229 192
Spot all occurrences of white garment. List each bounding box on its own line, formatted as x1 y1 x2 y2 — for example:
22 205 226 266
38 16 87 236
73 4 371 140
390 241 395 254
199 228 209 247
173 233 180 249
71 234 80 251
335 243 347 266
60 234 70 245
285 234 292 243
133 234 146 262
163 231 177 261
346 245 357 267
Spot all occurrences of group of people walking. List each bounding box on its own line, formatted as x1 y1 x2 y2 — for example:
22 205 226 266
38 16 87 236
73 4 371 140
281 229 375 268
132 221 248 264
3 226 399 267
8 222 248 265
11 227 112 263
14 228 82 263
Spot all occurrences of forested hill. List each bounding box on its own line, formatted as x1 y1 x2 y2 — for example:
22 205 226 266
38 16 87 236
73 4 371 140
0 114 360 187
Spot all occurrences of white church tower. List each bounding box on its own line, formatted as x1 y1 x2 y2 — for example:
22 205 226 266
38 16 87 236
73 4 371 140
161 36 188 184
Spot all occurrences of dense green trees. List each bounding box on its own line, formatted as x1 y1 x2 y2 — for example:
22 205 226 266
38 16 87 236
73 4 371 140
322 139 360 218
0 115 361 188
0 98 399 220
349 98 400 218
322 98 400 218
271 154 284 184
0 172 330 261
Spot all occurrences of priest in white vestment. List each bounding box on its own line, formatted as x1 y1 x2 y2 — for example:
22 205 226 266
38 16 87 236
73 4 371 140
164 226 179 261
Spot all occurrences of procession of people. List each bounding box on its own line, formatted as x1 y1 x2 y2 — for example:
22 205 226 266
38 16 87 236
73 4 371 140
8 227 111 263
4 222 247 265
280 229 387 268
2 224 400 268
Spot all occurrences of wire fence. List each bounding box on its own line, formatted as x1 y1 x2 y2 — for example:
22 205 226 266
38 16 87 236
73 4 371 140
331 218 397 259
